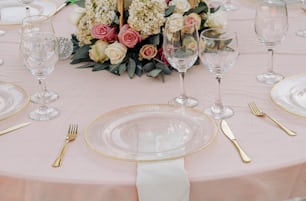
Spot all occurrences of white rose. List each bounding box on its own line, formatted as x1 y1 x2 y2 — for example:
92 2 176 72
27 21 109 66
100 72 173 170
105 42 127 64
89 40 109 63
69 6 86 25
206 9 227 28
166 13 184 33
169 0 191 14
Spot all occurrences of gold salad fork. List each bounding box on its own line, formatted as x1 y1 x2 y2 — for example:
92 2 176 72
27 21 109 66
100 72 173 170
52 124 78 168
248 102 296 136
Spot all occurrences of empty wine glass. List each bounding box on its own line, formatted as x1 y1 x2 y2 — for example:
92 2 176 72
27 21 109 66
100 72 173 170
0 8 5 65
296 0 306 37
163 19 199 107
255 0 288 84
199 28 239 119
18 0 34 17
21 32 59 121
21 15 59 103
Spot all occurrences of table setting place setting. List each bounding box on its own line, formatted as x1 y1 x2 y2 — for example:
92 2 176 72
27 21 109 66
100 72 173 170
0 0 305 200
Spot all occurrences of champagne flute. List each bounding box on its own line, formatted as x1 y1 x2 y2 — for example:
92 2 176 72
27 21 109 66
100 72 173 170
21 15 59 103
296 0 306 37
199 28 239 119
163 20 199 107
21 32 59 121
255 0 288 84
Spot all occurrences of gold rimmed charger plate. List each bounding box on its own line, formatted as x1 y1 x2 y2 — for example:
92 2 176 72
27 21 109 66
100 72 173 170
0 0 57 25
0 81 29 120
85 104 217 162
271 74 306 118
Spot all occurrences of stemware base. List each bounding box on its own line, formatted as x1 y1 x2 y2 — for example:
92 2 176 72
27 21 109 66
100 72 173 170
31 91 59 104
296 29 306 38
257 72 284 85
169 96 198 108
204 105 234 120
223 3 239 11
29 106 59 121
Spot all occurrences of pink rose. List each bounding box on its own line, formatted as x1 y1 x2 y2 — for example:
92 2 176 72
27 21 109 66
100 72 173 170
184 13 201 30
91 24 117 42
118 24 141 48
139 44 158 61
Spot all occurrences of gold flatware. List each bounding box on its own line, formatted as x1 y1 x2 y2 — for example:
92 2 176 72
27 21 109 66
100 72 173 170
52 124 78 168
220 120 251 163
248 102 296 136
54 0 72 15
0 122 31 136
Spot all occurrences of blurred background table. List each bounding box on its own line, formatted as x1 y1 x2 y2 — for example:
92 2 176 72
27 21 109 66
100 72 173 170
0 0 305 200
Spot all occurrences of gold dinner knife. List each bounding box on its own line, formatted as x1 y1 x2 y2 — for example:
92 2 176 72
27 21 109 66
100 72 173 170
220 120 251 163
0 122 31 136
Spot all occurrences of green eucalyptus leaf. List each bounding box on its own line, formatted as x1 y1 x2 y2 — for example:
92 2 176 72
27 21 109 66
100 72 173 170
118 63 127 75
127 58 136 78
77 63 95 68
136 64 143 77
148 35 160 45
72 45 90 60
156 63 171 75
147 69 162 78
143 62 155 72
110 63 121 73
92 63 109 71
165 5 175 17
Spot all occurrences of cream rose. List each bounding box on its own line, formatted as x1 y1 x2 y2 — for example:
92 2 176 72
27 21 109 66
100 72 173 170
69 6 86 25
206 9 227 28
89 40 109 63
169 0 191 14
105 42 127 64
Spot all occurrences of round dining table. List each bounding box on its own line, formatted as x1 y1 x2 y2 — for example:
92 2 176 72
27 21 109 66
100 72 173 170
0 0 305 200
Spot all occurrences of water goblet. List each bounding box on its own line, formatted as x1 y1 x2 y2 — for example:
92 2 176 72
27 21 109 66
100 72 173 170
296 0 306 37
21 32 59 121
254 0 288 84
163 20 199 107
199 28 239 119
21 15 59 103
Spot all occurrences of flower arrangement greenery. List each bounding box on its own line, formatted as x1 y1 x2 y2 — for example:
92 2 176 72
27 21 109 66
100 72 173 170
70 0 226 81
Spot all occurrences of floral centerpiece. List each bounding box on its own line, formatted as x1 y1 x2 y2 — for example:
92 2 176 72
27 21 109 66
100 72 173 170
70 0 226 81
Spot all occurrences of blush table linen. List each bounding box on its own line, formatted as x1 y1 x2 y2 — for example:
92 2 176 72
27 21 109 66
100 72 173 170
0 0 306 201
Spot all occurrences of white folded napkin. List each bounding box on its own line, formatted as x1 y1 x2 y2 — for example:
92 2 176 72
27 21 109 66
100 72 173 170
137 159 190 201
136 128 190 201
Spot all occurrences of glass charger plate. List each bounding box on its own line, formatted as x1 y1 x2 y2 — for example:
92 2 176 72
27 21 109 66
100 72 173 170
271 74 306 117
0 0 56 25
0 81 29 120
85 104 217 162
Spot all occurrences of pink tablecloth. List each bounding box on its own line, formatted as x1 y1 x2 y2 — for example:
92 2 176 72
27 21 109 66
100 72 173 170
0 0 305 201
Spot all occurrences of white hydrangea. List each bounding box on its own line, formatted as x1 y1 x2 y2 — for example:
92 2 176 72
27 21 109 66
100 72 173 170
169 0 191 14
128 0 167 38
76 0 117 45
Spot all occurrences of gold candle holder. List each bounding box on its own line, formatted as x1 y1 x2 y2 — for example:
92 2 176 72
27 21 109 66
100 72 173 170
117 0 124 28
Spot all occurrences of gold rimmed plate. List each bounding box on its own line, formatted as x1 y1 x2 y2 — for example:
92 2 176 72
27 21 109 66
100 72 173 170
85 104 217 162
0 81 29 120
271 74 306 117
0 0 57 25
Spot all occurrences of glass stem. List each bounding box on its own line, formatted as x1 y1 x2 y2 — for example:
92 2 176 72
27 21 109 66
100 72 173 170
267 48 274 73
214 74 224 111
38 78 47 106
179 71 187 100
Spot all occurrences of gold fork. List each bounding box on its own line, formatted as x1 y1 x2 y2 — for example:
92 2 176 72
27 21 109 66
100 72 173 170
52 124 78 168
248 102 296 136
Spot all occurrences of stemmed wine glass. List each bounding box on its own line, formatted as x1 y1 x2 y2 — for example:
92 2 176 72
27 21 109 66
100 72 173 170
199 28 239 119
163 20 199 107
20 32 59 121
254 0 288 84
21 15 59 103
296 0 306 37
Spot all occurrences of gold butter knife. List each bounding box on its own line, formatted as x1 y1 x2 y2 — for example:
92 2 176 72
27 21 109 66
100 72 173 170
220 120 251 163
0 122 31 136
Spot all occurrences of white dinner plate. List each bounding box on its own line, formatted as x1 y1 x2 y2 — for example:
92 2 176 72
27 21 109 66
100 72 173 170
85 104 217 162
0 81 29 120
0 0 57 25
271 74 306 117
